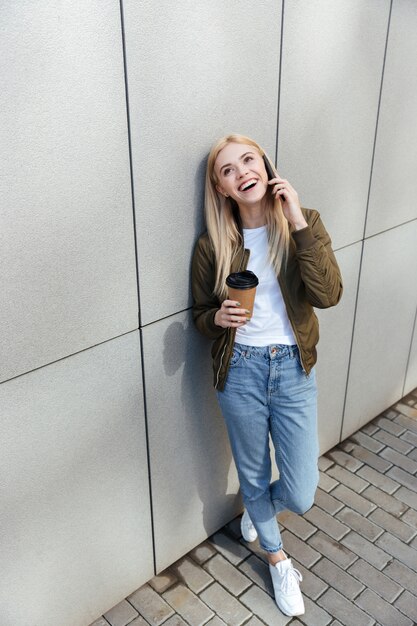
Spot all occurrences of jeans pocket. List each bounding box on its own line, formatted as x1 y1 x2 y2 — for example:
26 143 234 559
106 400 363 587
229 345 244 367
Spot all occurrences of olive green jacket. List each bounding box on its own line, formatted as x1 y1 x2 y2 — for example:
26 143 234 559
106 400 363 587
191 208 343 390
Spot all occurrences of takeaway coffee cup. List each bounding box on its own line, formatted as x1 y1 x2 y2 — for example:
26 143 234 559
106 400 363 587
226 270 259 319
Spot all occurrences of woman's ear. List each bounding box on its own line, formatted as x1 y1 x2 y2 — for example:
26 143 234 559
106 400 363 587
216 184 228 198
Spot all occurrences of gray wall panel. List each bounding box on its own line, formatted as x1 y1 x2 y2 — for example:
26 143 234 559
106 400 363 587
141 311 241 573
123 0 282 325
366 0 417 237
0 2 138 382
0 332 153 626
343 221 417 438
279 0 390 250
404 307 417 396
315 242 362 452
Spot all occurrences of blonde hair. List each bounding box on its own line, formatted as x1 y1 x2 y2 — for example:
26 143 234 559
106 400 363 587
205 133 290 300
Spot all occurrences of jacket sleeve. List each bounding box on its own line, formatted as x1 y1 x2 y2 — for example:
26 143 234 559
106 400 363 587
291 210 343 309
191 236 227 340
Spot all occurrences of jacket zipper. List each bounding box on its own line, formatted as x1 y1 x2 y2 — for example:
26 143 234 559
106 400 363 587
215 335 228 389
278 273 307 373
214 247 248 389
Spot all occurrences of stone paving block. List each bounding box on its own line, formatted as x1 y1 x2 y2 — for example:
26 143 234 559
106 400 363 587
171 556 213 594
347 558 402 603
326 464 368 493
325 449 363 472
339 440 355 453
163 584 214 625
401 429 417 447
410 534 417 548
312 556 364 600
361 484 408 517
162 617 188 626
304 506 350 541
209 531 250 565
280 530 321 568
383 407 400 419
402 508 417 529
373 428 414 454
225 516 242 539
128 584 174 626
308 530 358 569
349 431 385 453
314 487 344 515
347 443 393 473
330 484 376 516
368 507 417 543
240 585 292 625
319 456 335 471
341 531 391 570
204 553 252 596
238 555 273 597
394 590 417 623
355 587 413 626
395 403 417 421
335 507 383 542
360 422 379 436
380 446 417 475
243 617 264 626
239 536 268 563
200 582 252 626
393 485 417 510
375 532 417 572
189 541 217 565
387 466 417 493
395 414 417 434
148 569 178 594
291 558 329 601
356 464 400 494
404 393 417 405
373 415 405 436
316 588 374 626
103 600 139 626
302 595 332 625
206 617 227 626
278 509 317 540
89 619 111 626
128 618 149 626
319 470 339 493
383 559 417 595
408 447 417 462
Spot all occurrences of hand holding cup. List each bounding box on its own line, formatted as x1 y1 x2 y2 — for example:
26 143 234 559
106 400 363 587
214 271 259 328
214 300 250 328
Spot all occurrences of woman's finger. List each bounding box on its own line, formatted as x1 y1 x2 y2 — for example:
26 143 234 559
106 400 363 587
227 307 249 316
272 182 286 194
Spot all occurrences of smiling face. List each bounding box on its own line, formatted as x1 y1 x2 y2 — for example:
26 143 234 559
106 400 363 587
214 142 269 210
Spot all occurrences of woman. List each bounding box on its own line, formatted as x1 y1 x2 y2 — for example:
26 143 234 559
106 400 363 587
191 134 342 617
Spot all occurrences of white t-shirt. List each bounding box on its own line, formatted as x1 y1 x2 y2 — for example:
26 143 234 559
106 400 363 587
235 225 296 346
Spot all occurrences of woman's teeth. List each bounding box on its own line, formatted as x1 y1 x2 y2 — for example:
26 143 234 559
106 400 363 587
240 180 257 191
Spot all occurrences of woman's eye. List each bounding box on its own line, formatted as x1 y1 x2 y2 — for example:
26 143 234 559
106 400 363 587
244 156 253 163
223 168 231 176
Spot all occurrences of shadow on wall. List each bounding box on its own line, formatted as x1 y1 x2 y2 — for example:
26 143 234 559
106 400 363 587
163 317 242 539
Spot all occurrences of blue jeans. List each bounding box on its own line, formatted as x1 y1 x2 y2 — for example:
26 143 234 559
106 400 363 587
216 343 319 553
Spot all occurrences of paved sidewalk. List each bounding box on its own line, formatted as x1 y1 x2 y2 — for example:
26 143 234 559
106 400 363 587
92 389 417 626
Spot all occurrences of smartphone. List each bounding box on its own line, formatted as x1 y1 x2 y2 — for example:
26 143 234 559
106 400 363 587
262 155 276 181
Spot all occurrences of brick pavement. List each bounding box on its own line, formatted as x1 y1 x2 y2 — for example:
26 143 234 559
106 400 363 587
91 389 417 626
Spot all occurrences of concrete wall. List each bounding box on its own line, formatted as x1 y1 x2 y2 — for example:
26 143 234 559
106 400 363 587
1 1 416 624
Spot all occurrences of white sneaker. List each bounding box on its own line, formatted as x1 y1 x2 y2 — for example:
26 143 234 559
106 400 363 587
269 554 304 616
240 509 258 542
